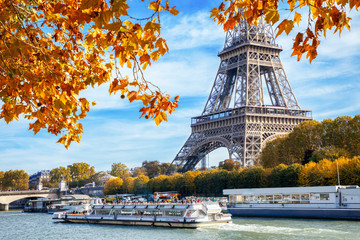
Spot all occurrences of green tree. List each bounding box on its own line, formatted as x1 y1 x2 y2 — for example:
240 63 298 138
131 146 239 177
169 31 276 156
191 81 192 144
182 171 201 195
122 177 135 194
208 170 236 196
110 162 129 180
269 164 288 187
236 167 267 188
218 159 241 171
147 174 168 193
338 156 360 185
282 164 303 187
2 170 29 190
69 162 95 184
50 166 71 185
133 175 149 194
165 173 182 192
260 137 284 168
103 178 123 195
322 117 352 149
261 120 323 167
159 163 171 175
132 167 147 177
309 146 349 163
347 116 360 156
89 171 108 186
0 171 4 191
142 160 161 178
299 159 337 186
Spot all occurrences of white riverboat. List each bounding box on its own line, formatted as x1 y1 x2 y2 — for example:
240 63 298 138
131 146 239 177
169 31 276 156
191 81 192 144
47 197 102 214
223 185 360 220
47 200 92 214
53 202 232 228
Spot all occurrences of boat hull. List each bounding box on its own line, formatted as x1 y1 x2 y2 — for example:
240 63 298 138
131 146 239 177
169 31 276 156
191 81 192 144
227 207 360 220
60 216 231 228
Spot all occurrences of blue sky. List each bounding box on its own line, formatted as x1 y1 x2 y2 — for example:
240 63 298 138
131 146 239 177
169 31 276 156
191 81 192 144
1 1 360 174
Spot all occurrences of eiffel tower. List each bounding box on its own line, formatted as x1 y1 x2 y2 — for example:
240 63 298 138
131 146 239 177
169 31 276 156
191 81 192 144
169 18 312 173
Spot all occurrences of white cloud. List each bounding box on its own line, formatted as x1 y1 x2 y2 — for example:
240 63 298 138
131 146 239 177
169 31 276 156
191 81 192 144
296 84 355 98
316 102 360 119
162 11 224 50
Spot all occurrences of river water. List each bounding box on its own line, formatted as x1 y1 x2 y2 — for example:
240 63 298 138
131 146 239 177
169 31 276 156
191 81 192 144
0 211 359 240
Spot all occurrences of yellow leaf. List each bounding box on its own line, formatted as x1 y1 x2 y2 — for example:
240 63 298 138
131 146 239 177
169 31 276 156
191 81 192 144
160 111 167 122
275 20 294 38
148 2 158 11
169 7 179 16
126 60 132 68
154 112 163 126
294 12 301 26
265 10 279 25
127 91 137 102
80 0 100 10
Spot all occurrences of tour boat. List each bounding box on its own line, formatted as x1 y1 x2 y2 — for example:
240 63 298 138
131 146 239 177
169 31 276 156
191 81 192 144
47 198 102 214
53 202 232 228
47 201 91 214
223 185 360 220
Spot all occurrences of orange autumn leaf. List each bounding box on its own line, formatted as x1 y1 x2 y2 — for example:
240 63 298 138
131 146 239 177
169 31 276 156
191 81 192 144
0 0 180 149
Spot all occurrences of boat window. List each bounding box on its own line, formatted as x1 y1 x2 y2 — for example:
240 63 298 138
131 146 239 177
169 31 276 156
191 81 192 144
143 211 153 215
301 194 309 201
243 195 249 202
310 193 320 200
320 193 330 201
274 195 282 202
112 210 122 215
165 210 184 216
258 195 265 202
132 210 145 216
153 210 163 216
249 195 256 201
185 210 194 217
185 210 199 217
236 195 242 203
292 194 300 201
94 210 110 215
283 195 291 202
121 210 132 215
229 195 236 203
266 195 273 202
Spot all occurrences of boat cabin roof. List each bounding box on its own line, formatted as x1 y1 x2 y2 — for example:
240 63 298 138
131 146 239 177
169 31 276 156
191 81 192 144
223 185 360 196
93 203 202 211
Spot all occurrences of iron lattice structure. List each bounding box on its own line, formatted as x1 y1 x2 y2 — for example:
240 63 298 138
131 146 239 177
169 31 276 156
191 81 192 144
169 18 312 173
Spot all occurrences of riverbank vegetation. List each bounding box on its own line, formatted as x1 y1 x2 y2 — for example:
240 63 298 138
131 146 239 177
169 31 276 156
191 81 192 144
1 115 359 195
0 170 28 191
260 116 360 167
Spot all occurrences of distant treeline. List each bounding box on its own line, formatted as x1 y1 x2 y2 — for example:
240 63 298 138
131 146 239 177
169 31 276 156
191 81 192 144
105 156 360 196
0 170 28 191
260 115 360 167
3 115 360 196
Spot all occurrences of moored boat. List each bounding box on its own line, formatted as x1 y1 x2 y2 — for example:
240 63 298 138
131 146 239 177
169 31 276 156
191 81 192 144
53 202 232 228
47 200 91 214
47 198 102 214
223 185 360 220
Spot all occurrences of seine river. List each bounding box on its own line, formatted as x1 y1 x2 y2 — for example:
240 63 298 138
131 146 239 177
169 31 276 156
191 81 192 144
1 211 359 240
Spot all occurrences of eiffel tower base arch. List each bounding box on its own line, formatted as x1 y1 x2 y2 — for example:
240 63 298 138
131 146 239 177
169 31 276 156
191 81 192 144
170 106 311 173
